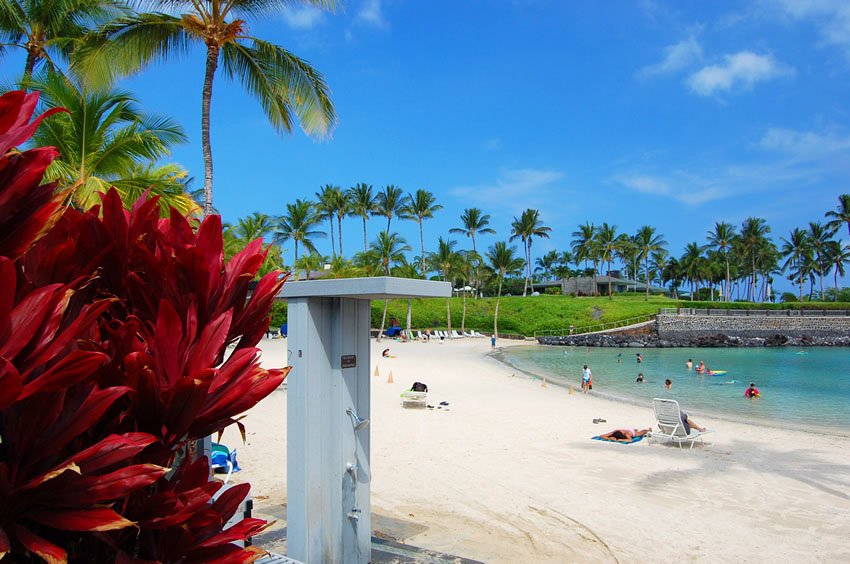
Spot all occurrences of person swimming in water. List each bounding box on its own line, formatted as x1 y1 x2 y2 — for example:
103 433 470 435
686 358 693 370
695 361 706 374
744 383 760 398
636 372 645 383
664 378 672 389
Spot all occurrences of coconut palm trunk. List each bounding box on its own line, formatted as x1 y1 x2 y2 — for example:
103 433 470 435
494 275 503 337
419 221 426 274
725 254 731 302
446 298 452 333
337 215 344 257
406 299 412 334
645 256 650 300
362 218 368 253
201 44 220 217
378 300 388 342
461 293 467 334
527 239 535 293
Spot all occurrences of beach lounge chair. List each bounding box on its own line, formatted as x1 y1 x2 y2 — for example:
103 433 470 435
211 442 240 483
651 398 711 449
451 330 462 338
400 390 427 408
416 330 425 341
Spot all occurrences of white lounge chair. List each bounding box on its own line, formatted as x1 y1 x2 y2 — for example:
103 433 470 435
400 390 427 408
416 330 425 341
651 398 712 449
451 330 462 338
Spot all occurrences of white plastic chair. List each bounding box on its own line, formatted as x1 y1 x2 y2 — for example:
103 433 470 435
651 398 712 449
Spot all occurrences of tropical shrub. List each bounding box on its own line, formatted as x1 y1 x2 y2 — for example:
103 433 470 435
0 90 286 562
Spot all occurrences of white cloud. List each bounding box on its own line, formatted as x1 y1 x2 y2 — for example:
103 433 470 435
760 127 850 159
687 51 792 96
637 37 703 78
355 0 387 27
450 168 565 213
281 6 326 30
771 0 850 54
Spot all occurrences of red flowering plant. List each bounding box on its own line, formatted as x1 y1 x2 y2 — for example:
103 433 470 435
0 90 288 563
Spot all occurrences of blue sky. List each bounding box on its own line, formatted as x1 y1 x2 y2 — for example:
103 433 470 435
7 1 850 290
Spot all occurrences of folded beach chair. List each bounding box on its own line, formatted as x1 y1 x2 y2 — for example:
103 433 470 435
651 398 711 449
211 442 240 483
400 390 428 408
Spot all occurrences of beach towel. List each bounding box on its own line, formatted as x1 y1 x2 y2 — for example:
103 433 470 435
591 435 645 444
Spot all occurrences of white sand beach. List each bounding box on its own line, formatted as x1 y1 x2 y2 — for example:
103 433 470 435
221 337 850 563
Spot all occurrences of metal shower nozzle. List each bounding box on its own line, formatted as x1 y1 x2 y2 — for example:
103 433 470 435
346 407 369 431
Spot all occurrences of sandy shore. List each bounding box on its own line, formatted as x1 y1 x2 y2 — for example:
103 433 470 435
221 337 850 563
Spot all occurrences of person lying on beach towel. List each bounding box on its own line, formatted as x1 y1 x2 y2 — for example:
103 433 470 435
595 428 652 443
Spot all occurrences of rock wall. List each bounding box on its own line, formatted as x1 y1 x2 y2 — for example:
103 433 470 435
656 314 850 339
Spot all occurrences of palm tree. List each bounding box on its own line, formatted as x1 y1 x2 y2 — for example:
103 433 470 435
315 184 340 258
374 184 407 233
274 198 324 272
403 189 442 274
295 251 327 280
534 250 559 281
429 237 459 332
825 194 850 237
826 240 850 301
739 217 771 302
347 183 376 254
32 71 194 215
594 222 624 299
634 225 667 300
486 241 522 337
661 256 683 299
808 221 832 300
331 186 349 257
0 0 122 85
392 258 421 334
509 208 551 296
82 0 338 216
781 228 812 301
680 242 705 300
706 222 737 302
370 230 411 340
571 222 596 295
449 207 496 256
455 250 479 334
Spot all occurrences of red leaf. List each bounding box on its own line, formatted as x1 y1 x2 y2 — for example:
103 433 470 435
13 524 67 564
28 507 135 532
0 358 22 410
185 544 267 564
61 464 168 503
19 350 109 399
40 386 131 459
0 526 10 557
65 432 158 474
195 518 270 550
210 482 250 523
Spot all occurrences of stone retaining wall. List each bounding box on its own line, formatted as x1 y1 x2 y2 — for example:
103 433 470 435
656 314 850 339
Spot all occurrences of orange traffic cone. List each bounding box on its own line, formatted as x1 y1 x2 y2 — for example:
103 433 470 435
387 370 394 384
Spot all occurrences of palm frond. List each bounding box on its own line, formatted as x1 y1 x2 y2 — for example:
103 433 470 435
222 38 336 138
72 12 190 87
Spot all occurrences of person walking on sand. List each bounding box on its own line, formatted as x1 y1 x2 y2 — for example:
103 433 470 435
491 334 496 351
582 365 592 394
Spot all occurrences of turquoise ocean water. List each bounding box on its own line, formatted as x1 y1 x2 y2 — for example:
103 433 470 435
498 346 850 435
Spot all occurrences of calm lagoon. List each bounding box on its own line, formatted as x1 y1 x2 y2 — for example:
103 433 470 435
499 345 850 435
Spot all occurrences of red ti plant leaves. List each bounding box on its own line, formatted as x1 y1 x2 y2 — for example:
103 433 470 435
3 87 285 560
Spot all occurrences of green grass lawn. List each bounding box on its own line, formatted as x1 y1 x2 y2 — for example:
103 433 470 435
370 294 679 336
270 293 850 337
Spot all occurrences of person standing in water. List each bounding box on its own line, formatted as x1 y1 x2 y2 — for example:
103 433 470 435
686 359 693 370
744 383 760 398
664 379 672 389
636 353 643 364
